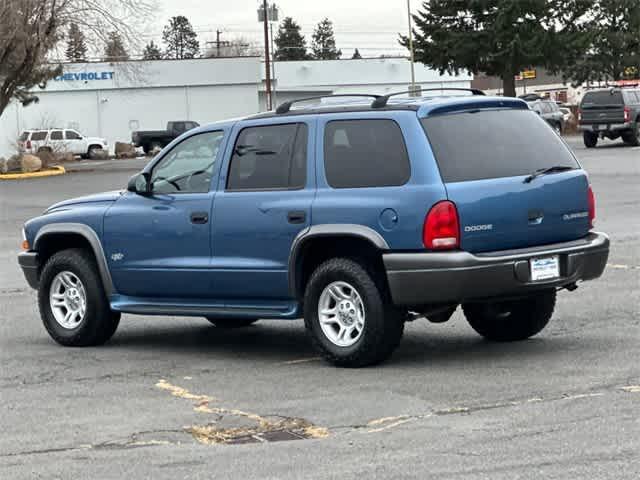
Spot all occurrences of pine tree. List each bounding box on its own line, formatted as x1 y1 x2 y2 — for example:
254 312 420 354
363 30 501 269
65 23 88 62
400 0 590 97
352 48 362 59
162 16 200 59
274 17 309 61
143 40 163 60
564 0 640 84
103 31 129 62
311 18 341 60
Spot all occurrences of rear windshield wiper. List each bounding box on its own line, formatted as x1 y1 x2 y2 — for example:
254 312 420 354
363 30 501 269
524 165 574 183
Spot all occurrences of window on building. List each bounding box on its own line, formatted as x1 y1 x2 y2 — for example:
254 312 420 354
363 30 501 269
227 123 308 191
65 130 82 140
323 119 410 188
150 131 224 194
50 131 63 140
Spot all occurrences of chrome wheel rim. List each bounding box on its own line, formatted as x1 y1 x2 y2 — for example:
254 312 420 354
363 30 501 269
318 281 365 347
49 271 87 329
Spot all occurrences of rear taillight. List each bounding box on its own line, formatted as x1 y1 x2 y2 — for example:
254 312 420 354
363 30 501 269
624 106 631 123
26 140 32 150
588 185 595 229
577 109 582 122
423 201 460 250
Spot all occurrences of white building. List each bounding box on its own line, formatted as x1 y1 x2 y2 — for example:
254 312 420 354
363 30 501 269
0 57 471 157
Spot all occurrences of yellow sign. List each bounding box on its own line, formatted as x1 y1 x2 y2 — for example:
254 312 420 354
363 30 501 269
521 69 536 80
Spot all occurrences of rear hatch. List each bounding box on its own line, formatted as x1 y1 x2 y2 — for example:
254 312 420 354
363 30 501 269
580 90 625 125
422 108 591 253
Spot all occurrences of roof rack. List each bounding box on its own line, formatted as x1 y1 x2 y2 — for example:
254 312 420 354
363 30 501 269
275 94 381 114
371 88 485 109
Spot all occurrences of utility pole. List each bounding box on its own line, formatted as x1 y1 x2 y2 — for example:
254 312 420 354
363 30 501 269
262 0 273 110
216 30 222 57
407 0 419 96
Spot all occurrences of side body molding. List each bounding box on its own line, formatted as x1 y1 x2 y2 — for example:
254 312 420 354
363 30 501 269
34 223 115 297
288 224 389 298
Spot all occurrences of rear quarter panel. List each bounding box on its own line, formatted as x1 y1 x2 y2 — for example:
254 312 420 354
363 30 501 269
312 110 447 250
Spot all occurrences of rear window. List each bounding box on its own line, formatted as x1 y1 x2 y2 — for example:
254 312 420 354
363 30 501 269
421 109 578 183
19 132 29 141
581 91 624 108
31 131 47 141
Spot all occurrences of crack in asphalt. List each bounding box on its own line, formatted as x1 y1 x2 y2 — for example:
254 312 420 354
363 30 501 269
1 381 638 458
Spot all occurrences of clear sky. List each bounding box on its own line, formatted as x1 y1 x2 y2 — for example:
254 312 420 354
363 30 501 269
151 0 412 58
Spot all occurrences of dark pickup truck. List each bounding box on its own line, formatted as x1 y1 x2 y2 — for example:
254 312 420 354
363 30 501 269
579 88 640 148
131 121 200 154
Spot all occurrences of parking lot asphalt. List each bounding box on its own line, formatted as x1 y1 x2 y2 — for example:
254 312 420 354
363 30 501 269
1 137 638 479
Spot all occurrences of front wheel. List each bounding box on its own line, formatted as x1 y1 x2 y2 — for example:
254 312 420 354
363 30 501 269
462 290 556 342
38 248 120 346
303 258 404 367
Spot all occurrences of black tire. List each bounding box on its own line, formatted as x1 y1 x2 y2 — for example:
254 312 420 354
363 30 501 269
303 258 404 368
206 318 258 328
622 123 640 146
583 131 598 148
88 146 102 159
38 248 120 347
462 290 556 342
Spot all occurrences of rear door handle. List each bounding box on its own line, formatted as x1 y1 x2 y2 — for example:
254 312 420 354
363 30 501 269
287 211 306 224
190 212 209 224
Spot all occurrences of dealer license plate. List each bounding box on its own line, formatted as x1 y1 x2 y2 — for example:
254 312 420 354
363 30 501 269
530 256 560 281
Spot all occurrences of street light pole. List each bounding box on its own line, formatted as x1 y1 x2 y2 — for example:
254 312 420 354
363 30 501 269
262 0 272 111
407 0 418 96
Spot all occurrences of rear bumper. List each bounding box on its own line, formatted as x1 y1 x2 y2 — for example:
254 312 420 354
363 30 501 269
383 232 610 306
579 122 631 132
18 251 40 289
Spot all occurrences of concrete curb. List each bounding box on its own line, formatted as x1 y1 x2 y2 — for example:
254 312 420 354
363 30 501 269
0 165 66 180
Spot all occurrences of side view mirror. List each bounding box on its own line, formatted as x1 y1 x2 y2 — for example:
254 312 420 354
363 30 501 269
127 172 151 195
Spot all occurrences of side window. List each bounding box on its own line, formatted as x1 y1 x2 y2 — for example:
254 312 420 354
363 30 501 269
65 130 81 140
227 123 307 191
50 130 63 141
173 122 186 133
150 131 224 194
31 131 47 141
324 119 410 188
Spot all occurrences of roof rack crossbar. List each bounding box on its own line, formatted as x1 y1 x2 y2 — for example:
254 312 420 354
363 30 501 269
371 88 485 109
275 94 382 114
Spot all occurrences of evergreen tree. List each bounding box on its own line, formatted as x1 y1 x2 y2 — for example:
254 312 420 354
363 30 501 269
143 40 163 60
103 31 129 62
162 16 200 59
564 0 640 84
65 23 88 62
311 18 341 60
400 0 591 97
274 17 309 61
352 48 362 59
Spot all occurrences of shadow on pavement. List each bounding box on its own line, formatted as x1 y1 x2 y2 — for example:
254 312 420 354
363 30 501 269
102 319 577 368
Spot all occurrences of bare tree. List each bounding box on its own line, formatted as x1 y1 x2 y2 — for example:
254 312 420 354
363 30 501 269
0 0 155 119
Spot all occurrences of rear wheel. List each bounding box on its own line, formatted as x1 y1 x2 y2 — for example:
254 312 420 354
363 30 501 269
583 131 598 148
88 145 103 159
303 258 404 367
38 248 120 346
463 290 556 342
622 123 640 146
206 318 258 328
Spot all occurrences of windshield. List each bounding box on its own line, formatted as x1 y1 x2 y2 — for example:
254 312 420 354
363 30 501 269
421 109 579 183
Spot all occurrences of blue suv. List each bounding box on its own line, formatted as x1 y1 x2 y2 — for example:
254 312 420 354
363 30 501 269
18 90 610 367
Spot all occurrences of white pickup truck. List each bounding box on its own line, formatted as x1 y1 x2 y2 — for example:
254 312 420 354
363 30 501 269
19 129 108 159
